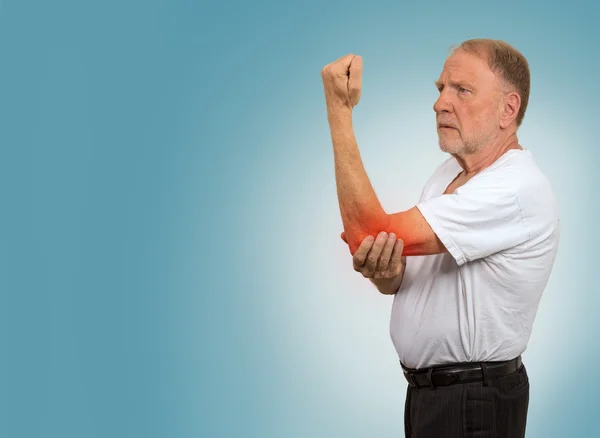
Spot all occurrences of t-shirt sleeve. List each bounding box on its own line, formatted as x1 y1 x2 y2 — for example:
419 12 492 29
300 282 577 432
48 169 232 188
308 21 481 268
416 173 531 266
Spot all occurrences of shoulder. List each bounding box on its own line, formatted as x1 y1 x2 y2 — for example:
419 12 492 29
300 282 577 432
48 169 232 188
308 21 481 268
463 150 554 195
490 149 557 206
471 149 559 237
512 151 560 237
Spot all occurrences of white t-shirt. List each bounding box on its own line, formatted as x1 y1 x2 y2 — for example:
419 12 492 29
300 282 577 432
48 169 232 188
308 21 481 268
389 149 560 369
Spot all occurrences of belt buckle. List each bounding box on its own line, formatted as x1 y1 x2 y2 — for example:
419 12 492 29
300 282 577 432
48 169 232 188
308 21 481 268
436 371 458 386
404 371 418 387
427 367 435 389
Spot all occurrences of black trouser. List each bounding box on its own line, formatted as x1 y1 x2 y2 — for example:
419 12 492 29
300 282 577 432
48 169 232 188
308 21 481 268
404 364 529 438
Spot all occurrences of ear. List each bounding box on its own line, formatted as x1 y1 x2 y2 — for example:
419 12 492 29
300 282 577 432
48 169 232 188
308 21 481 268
500 91 521 129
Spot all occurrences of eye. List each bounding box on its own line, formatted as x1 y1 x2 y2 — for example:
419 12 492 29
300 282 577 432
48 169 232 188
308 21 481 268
458 86 470 94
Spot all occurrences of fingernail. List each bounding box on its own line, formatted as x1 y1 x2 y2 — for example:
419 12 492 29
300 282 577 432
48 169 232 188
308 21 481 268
389 233 396 239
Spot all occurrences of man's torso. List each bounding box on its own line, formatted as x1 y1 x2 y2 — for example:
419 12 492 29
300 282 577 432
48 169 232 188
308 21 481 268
390 149 560 369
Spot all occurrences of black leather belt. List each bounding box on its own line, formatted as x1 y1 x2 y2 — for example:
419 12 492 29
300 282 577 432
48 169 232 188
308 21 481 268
401 356 523 388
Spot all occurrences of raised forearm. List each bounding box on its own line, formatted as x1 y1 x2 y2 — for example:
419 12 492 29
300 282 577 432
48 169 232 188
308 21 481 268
328 108 389 253
327 108 446 257
322 56 446 260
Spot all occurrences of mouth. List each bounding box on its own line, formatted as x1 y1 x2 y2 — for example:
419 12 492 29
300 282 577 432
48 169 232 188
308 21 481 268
438 124 457 131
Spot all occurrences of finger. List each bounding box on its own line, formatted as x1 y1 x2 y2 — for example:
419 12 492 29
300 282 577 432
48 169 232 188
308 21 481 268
348 55 363 105
352 235 375 270
321 54 353 80
332 54 356 82
359 266 375 279
388 239 405 274
332 53 355 68
364 231 388 272
377 233 396 272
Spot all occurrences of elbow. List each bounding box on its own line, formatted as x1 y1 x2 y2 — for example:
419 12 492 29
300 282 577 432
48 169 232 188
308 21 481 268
345 214 391 255
345 228 368 255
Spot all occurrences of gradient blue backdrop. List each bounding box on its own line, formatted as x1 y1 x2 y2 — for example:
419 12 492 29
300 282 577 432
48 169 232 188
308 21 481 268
2 0 598 437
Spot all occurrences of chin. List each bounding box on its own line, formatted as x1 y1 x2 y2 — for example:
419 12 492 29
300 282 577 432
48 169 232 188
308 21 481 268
439 141 464 154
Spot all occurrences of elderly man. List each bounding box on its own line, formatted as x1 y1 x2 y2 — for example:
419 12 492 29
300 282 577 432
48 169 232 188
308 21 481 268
321 39 560 437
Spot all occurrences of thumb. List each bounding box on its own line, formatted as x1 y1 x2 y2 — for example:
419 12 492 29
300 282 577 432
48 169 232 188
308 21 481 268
348 55 363 106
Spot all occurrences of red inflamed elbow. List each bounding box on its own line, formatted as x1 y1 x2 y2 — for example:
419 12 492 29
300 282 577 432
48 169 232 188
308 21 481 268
344 217 390 255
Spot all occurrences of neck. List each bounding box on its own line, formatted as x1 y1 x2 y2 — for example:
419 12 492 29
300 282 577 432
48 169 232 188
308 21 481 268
453 132 522 176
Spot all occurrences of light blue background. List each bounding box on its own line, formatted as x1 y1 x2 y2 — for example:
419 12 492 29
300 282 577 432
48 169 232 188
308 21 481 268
2 0 598 437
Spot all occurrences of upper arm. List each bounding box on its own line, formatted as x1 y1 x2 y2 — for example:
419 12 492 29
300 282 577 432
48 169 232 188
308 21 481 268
342 206 447 256
415 175 530 265
345 175 530 265
342 207 446 256
386 207 447 256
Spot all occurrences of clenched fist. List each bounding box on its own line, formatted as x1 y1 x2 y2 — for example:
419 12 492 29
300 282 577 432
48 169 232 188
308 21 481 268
321 54 363 111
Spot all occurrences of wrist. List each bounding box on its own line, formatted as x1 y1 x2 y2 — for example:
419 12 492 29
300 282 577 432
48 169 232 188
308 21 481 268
327 104 353 124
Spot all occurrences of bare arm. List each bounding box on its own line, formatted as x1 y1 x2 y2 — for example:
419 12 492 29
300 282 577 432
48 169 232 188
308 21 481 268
322 54 446 257
328 109 446 257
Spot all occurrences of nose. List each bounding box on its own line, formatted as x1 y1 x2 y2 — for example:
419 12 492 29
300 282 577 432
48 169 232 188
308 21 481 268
433 89 453 115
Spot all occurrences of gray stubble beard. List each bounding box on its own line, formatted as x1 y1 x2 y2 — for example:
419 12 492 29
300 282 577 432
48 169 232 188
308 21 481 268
438 129 496 156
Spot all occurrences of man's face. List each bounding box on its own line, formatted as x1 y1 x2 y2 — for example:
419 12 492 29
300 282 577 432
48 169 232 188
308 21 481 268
433 49 504 155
